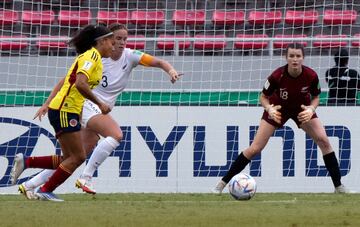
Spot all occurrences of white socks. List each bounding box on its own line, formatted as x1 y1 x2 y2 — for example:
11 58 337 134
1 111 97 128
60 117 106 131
81 136 120 179
24 169 54 189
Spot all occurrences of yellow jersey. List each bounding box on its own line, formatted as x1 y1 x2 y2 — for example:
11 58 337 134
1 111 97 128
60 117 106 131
49 47 102 114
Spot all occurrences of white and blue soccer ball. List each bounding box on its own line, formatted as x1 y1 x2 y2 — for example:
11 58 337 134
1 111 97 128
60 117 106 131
228 173 257 200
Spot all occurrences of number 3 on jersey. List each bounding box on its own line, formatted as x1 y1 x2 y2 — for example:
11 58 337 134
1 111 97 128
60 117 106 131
102 75 108 87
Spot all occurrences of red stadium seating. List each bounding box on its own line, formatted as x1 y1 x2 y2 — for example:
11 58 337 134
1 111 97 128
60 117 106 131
32 0 83 3
323 10 357 25
58 10 91 26
22 10 55 25
351 34 360 47
131 10 165 26
36 36 68 50
0 10 18 26
97 11 129 25
193 35 227 50
157 34 191 50
313 35 347 48
126 35 145 49
234 34 268 49
248 10 282 25
273 34 308 48
285 10 318 26
172 10 205 26
212 10 245 26
0 35 28 50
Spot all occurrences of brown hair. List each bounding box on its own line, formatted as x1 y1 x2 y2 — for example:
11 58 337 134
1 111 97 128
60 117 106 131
108 23 128 32
285 43 305 58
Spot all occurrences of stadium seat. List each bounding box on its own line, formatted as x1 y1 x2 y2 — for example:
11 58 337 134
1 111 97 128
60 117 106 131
172 10 205 26
58 10 91 26
248 10 282 25
323 10 357 25
234 34 268 49
273 34 308 48
31 0 83 4
351 34 360 47
157 34 191 50
193 35 227 50
313 35 347 48
126 35 145 49
36 36 68 50
0 35 28 50
284 10 318 26
21 10 55 25
212 10 245 26
130 10 165 26
0 10 18 26
128 0 164 9
97 11 129 25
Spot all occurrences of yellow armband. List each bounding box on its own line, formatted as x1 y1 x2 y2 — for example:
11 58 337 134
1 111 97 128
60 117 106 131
139 53 154 67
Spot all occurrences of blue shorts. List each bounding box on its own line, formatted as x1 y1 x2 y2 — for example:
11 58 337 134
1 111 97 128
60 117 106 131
48 109 81 138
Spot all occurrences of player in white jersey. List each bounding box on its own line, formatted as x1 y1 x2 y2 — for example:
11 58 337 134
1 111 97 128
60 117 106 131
18 23 182 198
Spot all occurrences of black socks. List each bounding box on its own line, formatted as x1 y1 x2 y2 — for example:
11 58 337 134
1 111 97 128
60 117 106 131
222 152 251 183
323 152 342 187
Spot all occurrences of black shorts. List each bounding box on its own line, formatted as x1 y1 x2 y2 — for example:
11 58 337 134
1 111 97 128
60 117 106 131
48 109 81 138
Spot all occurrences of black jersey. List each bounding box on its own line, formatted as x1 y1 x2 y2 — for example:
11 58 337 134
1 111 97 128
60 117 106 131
325 66 360 105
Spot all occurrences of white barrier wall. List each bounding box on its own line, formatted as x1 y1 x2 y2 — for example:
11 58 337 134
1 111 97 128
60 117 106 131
0 106 359 194
2 56 360 90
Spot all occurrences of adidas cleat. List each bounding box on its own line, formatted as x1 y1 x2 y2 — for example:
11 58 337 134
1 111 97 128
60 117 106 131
34 188 63 202
10 153 25 185
18 183 37 200
75 178 96 195
211 180 226 195
335 184 356 194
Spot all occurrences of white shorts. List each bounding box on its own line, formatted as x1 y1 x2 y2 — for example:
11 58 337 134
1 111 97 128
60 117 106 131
81 99 102 127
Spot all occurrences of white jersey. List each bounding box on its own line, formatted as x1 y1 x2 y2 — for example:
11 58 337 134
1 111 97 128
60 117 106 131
93 48 144 109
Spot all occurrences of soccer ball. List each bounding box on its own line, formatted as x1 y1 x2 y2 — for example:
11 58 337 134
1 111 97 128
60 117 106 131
228 173 256 200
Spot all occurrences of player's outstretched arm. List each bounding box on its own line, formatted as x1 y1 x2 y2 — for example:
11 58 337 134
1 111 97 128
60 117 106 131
33 77 65 121
260 93 282 124
141 54 183 84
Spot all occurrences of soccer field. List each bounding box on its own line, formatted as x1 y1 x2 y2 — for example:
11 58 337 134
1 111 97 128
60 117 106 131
1 193 360 227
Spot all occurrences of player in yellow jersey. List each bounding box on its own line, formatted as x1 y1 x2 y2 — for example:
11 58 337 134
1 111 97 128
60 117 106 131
14 23 182 199
10 24 115 201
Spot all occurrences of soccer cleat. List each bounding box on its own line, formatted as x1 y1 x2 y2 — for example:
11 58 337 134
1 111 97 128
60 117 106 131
75 178 96 194
211 180 226 195
10 153 25 185
18 183 37 200
34 188 63 202
334 184 356 194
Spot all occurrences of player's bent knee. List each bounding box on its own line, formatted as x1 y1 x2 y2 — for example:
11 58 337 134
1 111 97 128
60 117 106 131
112 132 123 142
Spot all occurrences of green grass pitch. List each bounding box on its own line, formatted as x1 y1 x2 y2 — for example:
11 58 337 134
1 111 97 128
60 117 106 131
1 193 360 227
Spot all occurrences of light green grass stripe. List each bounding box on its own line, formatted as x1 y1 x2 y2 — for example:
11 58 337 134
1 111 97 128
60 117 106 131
1 193 360 227
0 90 331 106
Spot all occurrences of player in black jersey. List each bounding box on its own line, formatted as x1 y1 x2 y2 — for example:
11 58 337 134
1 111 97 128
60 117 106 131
325 49 360 106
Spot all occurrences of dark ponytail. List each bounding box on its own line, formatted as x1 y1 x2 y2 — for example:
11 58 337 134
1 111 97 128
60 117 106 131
69 24 112 54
